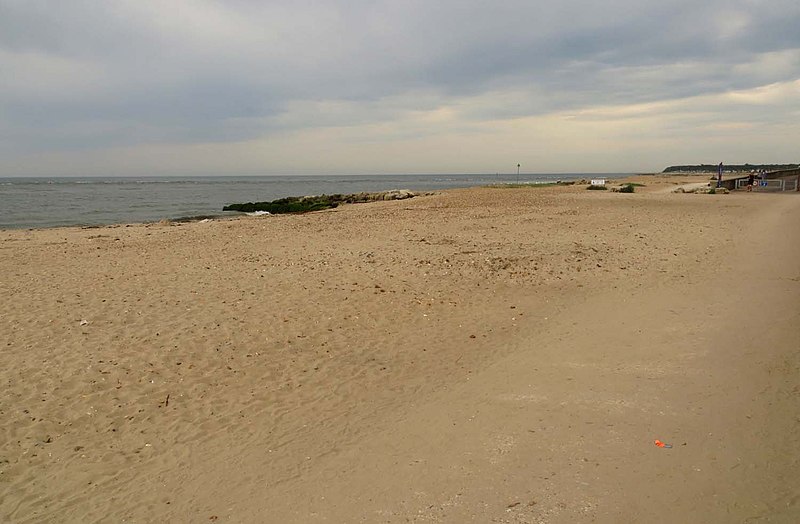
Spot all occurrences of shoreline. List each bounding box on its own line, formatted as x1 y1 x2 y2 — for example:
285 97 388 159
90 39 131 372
0 173 714 233
2 181 797 522
0 173 629 231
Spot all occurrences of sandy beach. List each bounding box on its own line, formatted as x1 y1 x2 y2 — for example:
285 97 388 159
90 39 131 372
1 175 798 523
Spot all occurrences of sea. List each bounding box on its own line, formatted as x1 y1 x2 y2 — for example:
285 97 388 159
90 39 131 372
0 173 627 230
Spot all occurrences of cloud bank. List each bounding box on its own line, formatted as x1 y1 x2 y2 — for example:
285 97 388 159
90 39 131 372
1 0 799 175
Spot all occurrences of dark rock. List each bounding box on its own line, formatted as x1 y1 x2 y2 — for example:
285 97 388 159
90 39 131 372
223 190 416 214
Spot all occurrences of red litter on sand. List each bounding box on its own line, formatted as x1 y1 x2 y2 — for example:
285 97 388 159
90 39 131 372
654 439 673 449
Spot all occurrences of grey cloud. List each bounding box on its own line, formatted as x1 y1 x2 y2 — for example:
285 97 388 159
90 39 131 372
1 0 799 157
2 81 283 152
0 1 161 60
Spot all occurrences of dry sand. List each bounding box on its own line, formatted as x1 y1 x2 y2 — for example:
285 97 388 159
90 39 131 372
1 175 798 523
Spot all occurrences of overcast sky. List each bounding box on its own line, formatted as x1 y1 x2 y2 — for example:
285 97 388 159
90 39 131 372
1 0 799 176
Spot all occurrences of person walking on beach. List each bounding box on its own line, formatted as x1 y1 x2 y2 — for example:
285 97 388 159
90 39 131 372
747 172 755 192
717 162 723 188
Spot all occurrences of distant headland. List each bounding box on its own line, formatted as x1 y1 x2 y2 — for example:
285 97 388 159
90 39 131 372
663 163 799 173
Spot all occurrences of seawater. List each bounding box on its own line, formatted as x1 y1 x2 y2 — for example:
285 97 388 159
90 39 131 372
0 173 626 230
